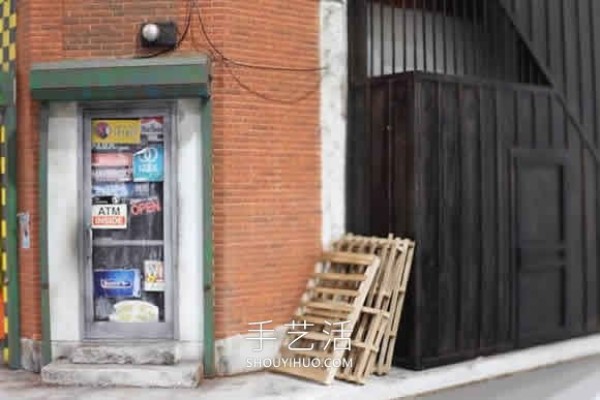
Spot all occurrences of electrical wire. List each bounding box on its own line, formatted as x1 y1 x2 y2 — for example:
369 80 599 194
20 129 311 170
224 64 319 104
191 0 321 104
191 0 324 72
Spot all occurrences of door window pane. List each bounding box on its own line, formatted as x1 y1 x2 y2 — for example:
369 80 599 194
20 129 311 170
89 117 167 323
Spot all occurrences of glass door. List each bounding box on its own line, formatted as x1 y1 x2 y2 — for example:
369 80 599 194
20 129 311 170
83 107 174 339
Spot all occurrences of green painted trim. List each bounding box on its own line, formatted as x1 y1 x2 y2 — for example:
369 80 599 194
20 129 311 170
3 71 20 369
38 104 51 365
201 97 215 377
30 57 210 102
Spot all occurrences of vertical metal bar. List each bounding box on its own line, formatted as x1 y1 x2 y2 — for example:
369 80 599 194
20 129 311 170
392 0 396 74
531 92 537 148
591 0 599 146
380 0 385 76
561 0 569 148
503 7 511 81
482 0 489 78
452 0 458 74
576 0 584 121
545 0 551 67
412 0 419 71
473 0 478 75
528 0 534 39
462 0 468 75
403 0 408 71
442 0 447 74
432 0 438 72
370 0 374 76
413 0 418 70
423 0 428 71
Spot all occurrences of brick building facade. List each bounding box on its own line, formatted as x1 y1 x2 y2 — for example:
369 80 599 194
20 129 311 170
2 0 333 380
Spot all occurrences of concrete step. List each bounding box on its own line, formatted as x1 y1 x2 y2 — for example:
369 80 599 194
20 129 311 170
41 360 200 388
70 342 178 365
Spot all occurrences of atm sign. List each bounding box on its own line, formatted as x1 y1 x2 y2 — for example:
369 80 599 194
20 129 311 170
92 204 128 229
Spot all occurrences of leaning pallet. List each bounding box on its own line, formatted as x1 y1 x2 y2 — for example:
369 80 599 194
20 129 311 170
271 251 380 385
376 238 415 375
332 234 415 381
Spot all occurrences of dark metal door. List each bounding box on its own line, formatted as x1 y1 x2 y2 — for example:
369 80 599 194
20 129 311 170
511 149 582 346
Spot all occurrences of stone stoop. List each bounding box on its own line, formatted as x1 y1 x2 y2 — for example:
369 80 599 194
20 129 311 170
69 342 179 365
41 342 201 388
41 360 200 388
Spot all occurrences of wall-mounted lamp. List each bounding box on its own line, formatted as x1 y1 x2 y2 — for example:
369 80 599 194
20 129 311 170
140 22 178 48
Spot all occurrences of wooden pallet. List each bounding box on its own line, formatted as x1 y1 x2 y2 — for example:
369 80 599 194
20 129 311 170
271 251 381 385
375 238 415 375
332 234 415 381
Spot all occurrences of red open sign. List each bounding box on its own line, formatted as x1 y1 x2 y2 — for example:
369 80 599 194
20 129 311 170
130 197 162 216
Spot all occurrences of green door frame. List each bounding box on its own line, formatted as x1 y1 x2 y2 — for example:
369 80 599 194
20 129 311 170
31 56 215 375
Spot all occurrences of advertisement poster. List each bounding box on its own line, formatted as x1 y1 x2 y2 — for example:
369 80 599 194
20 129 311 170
92 183 150 198
133 145 164 182
92 203 128 229
92 166 132 182
109 300 159 323
141 117 164 142
92 119 142 145
92 152 133 168
144 260 165 292
93 269 141 298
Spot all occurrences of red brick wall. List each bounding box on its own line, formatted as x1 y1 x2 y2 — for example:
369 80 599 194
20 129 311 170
16 0 320 341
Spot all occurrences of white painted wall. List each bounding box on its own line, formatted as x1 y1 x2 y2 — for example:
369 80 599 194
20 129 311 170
48 102 81 357
175 99 204 360
320 0 348 247
47 100 204 360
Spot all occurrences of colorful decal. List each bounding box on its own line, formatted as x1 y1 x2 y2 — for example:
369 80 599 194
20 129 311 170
133 145 164 182
92 183 150 198
92 119 142 145
93 269 141 298
92 167 132 182
130 197 162 216
92 142 134 152
144 260 165 292
109 300 159 323
92 152 133 168
141 117 164 142
92 203 128 229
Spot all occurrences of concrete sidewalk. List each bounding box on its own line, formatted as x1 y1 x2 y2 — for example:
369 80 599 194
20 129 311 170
2 334 600 400
3 356 600 400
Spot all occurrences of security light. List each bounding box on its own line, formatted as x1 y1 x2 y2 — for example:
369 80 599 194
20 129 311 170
140 22 177 48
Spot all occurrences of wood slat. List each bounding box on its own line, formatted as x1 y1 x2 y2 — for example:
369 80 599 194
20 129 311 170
331 234 416 382
314 272 366 282
272 251 381 385
322 251 377 266
304 301 355 312
312 287 360 297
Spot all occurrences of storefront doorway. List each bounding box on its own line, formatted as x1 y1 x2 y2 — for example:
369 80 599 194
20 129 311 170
82 107 175 339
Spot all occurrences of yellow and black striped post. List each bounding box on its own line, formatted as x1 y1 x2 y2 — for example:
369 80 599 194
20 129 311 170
0 0 16 366
1 125 7 364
